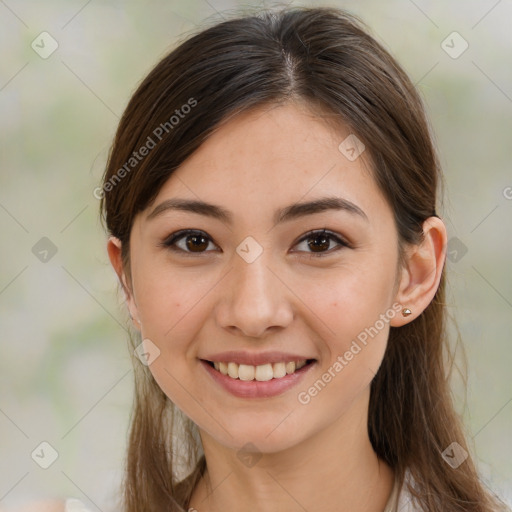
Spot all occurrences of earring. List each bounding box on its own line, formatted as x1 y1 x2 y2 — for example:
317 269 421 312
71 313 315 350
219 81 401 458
402 308 412 317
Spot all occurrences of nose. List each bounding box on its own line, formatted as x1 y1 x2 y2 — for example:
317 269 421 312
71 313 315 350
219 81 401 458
215 250 294 339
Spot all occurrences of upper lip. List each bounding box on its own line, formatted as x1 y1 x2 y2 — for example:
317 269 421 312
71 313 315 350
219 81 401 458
201 351 316 366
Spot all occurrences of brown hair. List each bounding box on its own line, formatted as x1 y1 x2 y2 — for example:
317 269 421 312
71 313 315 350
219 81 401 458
100 6 508 512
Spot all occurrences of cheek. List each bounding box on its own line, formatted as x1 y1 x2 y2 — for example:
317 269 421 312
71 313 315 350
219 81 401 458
296 319 391 418
131 264 222 394
133 262 211 336
297 258 396 340
292 258 395 398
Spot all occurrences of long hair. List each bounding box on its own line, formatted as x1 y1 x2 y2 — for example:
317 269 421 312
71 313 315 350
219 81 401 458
100 6 508 511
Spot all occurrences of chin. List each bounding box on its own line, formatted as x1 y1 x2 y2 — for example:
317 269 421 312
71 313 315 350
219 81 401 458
198 410 312 454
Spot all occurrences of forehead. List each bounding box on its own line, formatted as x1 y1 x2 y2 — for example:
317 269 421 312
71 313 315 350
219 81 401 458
144 102 391 227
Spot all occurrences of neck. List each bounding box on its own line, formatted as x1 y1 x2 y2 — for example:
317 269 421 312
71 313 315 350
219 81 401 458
187 390 395 512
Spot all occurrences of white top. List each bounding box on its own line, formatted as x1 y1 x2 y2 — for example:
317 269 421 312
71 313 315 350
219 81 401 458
64 498 92 512
64 499 95 512
385 470 416 511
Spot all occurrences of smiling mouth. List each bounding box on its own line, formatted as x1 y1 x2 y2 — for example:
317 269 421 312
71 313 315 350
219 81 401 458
203 359 316 381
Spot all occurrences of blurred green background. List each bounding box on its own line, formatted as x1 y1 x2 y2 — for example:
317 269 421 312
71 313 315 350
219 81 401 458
1 0 511 510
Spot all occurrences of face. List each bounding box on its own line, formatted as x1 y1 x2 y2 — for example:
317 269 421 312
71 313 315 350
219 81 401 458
120 102 405 453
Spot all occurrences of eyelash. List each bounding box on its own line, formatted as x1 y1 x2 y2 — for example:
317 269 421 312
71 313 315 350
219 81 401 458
160 228 351 258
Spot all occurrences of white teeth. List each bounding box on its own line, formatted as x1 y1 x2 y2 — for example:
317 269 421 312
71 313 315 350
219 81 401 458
238 364 255 381
272 362 287 378
255 363 273 381
211 359 309 380
285 361 296 374
227 362 239 379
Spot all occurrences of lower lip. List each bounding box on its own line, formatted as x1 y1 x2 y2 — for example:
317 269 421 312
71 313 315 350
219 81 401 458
200 360 316 398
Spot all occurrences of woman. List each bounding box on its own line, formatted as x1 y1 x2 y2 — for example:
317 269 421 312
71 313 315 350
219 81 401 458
68 5 507 512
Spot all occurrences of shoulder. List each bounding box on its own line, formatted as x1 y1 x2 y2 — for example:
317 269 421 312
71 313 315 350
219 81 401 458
8 499 92 512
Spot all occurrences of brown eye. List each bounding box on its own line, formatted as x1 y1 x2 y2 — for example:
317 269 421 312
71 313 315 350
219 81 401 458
183 233 209 252
307 233 331 252
162 230 217 255
294 229 350 257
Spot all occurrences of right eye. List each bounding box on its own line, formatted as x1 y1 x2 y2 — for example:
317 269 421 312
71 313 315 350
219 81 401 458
161 229 219 256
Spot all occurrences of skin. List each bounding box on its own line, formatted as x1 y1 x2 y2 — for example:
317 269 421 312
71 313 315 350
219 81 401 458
108 102 447 512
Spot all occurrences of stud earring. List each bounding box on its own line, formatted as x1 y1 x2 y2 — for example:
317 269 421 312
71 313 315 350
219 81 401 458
402 308 412 317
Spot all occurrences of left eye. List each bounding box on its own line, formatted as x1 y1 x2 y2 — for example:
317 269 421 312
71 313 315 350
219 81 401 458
293 229 350 256
161 228 350 257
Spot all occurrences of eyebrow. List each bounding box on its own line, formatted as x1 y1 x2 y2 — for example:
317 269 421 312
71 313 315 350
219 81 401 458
146 196 368 225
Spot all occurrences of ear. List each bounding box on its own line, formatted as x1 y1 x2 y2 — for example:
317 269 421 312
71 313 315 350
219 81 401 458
390 216 447 327
107 236 141 331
